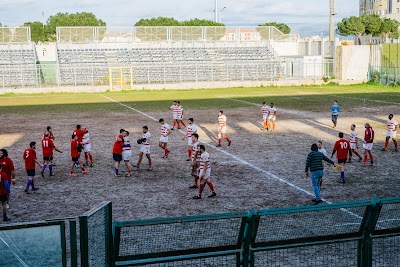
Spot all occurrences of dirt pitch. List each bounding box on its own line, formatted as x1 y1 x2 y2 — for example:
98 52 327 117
1 93 400 223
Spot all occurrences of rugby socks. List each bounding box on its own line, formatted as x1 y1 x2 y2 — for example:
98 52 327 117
353 150 362 159
180 121 187 128
198 184 205 197
340 171 345 182
136 159 142 166
188 149 192 159
218 139 222 145
394 140 398 149
224 136 231 142
263 121 267 128
114 168 119 175
49 164 53 175
31 180 35 189
89 154 93 163
148 161 152 168
25 180 32 191
85 154 89 164
207 181 215 193
384 142 389 150
41 164 47 172
173 120 177 128
364 155 368 164
368 151 374 162
193 177 198 186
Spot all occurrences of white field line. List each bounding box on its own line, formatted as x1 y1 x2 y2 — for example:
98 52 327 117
0 234 29 267
99 94 373 222
327 94 400 106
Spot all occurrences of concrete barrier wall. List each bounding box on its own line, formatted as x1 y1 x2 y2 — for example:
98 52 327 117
335 45 370 81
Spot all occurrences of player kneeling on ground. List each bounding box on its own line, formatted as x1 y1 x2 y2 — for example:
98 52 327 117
70 135 89 177
193 145 217 199
134 126 153 171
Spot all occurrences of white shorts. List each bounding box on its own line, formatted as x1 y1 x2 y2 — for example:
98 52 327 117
363 143 373 151
350 143 357 150
386 131 397 138
218 126 227 134
268 115 276 121
262 115 267 120
199 168 211 179
187 138 193 146
173 114 179 120
140 145 150 154
122 151 132 161
83 144 91 153
160 136 169 143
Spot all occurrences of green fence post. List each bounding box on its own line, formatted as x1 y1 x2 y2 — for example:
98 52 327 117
242 210 256 267
79 215 89 267
70 220 78 267
357 199 382 267
106 203 113 267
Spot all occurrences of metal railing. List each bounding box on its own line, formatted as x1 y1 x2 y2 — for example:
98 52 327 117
56 26 300 43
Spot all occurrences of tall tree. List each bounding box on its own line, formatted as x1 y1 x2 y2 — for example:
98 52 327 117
135 17 180 26
258 22 291 34
46 12 106 41
337 16 365 45
380 18 400 41
24 21 48 43
361 14 382 36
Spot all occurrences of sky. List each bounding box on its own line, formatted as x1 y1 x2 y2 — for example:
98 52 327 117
0 0 359 37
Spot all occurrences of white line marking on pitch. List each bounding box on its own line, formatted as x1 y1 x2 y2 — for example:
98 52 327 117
99 94 364 219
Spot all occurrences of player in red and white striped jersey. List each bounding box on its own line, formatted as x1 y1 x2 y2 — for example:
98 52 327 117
183 118 198 161
217 111 231 147
82 128 94 167
348 124 362 163
177 101 187 129
258 102 268 130
267 103 277 131
159 119 172 158
169 101 181 130
189 133 200 188
382 114 398 152
193 145 216 199
134 126 153 171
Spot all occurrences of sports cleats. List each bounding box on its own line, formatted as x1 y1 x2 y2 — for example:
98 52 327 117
82 170 89 174
70 173 77 177
146 167 153 171
189 185 198 189
32 187 39 191
41 171 44 178
228 141 232 146
193 196 201 199
114 173 122 177
125 173 133 177
208 192 217 198
216 144 221 147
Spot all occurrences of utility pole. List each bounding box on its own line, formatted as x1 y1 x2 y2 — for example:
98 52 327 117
215 0 218 23
329 0 335 57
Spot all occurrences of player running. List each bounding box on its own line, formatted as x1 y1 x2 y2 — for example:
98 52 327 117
183 118 198 161
193 145 217 199
382 114 398 152
82 128 94 167
122 131 133 177
70 135 89 177
363 123 375 166
41 132 62 177
177 101 187 129
189 133 200 189
159 119 171 158
267 103 277 131
0 164 11 221
331 100 340 128
134 126 153 171
258 102 268 130
217 111 231 147
331 132 352 183
169 101 180 130
0 149 15 209
348 124 363 163
23 142 42 194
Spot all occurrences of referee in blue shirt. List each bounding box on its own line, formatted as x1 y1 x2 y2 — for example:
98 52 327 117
331 100 340 128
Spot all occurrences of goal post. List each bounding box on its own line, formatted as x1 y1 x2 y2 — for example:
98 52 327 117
109 67 134 91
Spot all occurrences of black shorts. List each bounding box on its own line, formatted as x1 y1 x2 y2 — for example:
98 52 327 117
43 156 52 161
0 194 8 203
113 153 122 162
72 157 79 162
338 159 347 164
26 169 35 177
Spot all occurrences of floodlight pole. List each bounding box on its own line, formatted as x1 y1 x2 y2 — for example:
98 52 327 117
215 0 218 22
329 0 336 59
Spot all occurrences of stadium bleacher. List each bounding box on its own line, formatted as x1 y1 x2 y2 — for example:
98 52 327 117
56 44 282 85
0 43 38 87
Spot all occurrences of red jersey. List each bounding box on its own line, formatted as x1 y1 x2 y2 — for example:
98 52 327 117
113 135 124 155
23 148 37 170
70 140 80 158
42 137 56 157
0 172 9 196
364 127 374 144
73 129 85 143
333 139 351 160
0 157 14 183
43 131 54 140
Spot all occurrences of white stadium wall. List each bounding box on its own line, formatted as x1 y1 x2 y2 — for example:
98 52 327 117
335 45 370 81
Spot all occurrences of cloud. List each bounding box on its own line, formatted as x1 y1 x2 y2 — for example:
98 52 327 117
0 0 359 36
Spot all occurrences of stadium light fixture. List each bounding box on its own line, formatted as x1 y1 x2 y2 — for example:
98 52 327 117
219 7 227 23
